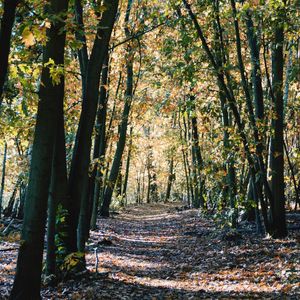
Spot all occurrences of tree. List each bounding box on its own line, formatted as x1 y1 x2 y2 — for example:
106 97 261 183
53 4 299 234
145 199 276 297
10 0 69 296
100 0 135 217
269 2 287 237
68 0 119 252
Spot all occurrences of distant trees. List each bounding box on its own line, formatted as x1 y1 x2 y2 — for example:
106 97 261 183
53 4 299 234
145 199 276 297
182 0 288 237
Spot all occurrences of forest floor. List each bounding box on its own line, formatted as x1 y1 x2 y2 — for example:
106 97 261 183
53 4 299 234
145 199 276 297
0 203 300 299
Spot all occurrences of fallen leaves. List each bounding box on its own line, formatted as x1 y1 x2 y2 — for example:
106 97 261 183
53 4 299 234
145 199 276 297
0 203 299 299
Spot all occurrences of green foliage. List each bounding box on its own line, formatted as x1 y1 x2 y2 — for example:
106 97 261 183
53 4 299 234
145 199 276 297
44 59 65 85
55 204 68 267
60 252 85 273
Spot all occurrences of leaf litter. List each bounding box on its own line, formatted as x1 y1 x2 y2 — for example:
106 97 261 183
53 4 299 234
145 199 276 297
0 203 299 299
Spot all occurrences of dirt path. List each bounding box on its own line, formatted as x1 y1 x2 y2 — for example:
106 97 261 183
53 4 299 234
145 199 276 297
1 203 300 299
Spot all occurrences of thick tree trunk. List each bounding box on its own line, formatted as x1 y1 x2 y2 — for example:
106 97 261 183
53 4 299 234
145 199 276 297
46 112 69 275
269 22 287 238
0 0 19 102
68 0 119 252
10 0 68 296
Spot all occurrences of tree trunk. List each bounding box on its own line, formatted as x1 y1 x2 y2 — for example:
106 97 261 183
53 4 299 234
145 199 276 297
190 96 204 208
212 0 236 214
16 183 26 220
46 112 69 275
0 142 7 217
3 176 21 218
122 126 133 205
245 12 264 120
178 109 191 207
100 0 134 217
165 156 174 202
10 0 68 296
90 55 109 231
0 0 19 102
68 0 119 252
269 19 287 238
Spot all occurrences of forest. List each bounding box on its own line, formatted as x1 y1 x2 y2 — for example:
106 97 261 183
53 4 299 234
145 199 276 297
0 0 299 299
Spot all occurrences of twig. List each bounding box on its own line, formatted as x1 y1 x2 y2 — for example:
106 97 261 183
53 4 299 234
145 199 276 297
0 247 18 251
94 248 99 273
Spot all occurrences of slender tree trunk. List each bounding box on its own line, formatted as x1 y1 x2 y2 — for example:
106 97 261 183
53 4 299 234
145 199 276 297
122 126 133 204
115 160 123 200
284 140 300 209
90 55 109 230
0 0 19 102
178 110 191 206
0 142 7 217
100 94 132 216
10 0 68 296
68 0 119 252
74 0 88 95
190 96 204 208
212 0 237 215
182 107 194 205
100 0 134 217
165 156 174 202
146 165 151 204
16 183 25 220
3 176 21 218
245 11 264 120
136 172 141 204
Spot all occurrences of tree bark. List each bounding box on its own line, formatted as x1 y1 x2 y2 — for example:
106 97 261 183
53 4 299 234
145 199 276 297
0 142 7 217
46 112 69 276
122 126 133 205
269 19 287 238
190 96 204 208
0 0 19 102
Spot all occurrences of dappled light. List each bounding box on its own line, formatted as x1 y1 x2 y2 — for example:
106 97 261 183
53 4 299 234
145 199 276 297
0 0 300 298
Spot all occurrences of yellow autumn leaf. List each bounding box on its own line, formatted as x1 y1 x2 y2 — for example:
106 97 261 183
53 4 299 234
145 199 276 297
10 65 18 78
274 151 282 158
22 27 35 47
32 68 40 79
